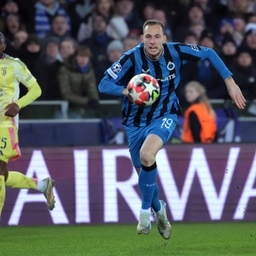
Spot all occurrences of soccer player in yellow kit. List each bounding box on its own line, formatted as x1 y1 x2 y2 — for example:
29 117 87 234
0 32 55 218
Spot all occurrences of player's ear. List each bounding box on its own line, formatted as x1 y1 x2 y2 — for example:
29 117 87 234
163 35 167 43
141 34 144 43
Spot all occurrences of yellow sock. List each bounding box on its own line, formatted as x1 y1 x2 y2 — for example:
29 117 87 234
0 175 6 216
5 171 37 190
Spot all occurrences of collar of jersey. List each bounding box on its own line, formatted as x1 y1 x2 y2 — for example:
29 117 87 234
1 54 5 60
143 45 164 61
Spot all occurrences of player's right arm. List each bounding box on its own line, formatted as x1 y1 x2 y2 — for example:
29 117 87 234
98 54 134 97
5 60 41 117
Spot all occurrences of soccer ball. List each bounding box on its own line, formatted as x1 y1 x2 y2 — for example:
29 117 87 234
127 74 160 106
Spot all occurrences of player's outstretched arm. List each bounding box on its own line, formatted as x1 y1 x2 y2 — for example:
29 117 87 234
225 77 246 109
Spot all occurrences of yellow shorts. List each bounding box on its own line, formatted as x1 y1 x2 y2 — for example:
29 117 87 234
0 127 21 163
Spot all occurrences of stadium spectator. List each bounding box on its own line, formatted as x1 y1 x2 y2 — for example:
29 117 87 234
227 0 255 23
57 46 99 118
44 14 72 42
26 0 71 39
231 48 256 100
123 35 140 51
248 13 256 24
176 31 199 107
183 30 199 44
67 0 96 39
188 22 206 41
5 30 28 56
143 0 187 41
152 8 172 42
191 0 220 33
0 1 19 18
18 34 42 98
233 17 246 46
215 18 236 47
115 0 144 35
77 0 129 42
99 39 124 99
178 3 208 41
59 38 77 60
38 36 62 100
18 34 42 72
239 26 256 63
197 29 230 99
140 1 155 22
0 0 20 32
3 14 26 44
107 39 124 63
81 13 114 86
186 3 206 30
219 33 238 69
182 81 217 143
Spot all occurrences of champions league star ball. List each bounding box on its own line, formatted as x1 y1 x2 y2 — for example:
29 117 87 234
127 74 160 106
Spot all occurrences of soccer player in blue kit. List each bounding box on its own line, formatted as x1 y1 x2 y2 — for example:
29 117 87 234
98 20 246 240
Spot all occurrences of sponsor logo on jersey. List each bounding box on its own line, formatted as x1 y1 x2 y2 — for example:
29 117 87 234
142 68 149 74
157 73 176 82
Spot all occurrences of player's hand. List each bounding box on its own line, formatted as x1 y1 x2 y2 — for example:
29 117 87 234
4 103 20 117
225 77 246 109
122 88 129 96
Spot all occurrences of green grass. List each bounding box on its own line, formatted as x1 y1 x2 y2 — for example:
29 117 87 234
0 222 256 256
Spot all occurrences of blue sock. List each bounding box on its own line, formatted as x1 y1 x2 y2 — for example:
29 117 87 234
138 163 157 210
151 184 161 212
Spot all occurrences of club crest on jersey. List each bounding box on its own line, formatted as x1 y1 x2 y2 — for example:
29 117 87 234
167 61 175 71
111 63 122 74
1 67 7 76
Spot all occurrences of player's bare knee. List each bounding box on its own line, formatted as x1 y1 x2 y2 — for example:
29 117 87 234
140 151 155 167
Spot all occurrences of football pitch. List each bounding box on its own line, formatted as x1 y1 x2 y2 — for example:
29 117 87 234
0 222 255 256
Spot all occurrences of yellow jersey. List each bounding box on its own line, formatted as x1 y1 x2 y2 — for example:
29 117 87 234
0 54 41 128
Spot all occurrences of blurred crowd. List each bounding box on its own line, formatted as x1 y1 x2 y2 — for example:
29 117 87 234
1 0 256 118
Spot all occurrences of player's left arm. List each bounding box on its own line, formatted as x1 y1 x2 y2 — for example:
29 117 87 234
5 62 42 117
176 44 246 109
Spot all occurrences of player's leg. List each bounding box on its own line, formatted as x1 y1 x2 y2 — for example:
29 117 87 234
1 127 55 210
145 114 178 240
5 172 55 210
0 160 8 218
139 133 162 213
126 126 153 234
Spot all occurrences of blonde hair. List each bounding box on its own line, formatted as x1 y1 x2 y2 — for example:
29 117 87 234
185 81 216 118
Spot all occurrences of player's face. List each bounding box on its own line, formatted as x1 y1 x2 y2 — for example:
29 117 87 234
0 36 6 56
142 24 166 60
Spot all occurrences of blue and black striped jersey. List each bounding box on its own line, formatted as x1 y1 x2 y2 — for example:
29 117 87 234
98 42 232 127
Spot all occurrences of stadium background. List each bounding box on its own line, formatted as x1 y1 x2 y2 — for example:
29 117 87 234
1 0 256 228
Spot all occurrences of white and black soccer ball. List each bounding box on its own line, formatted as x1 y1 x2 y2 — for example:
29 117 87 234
127 74 160 106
